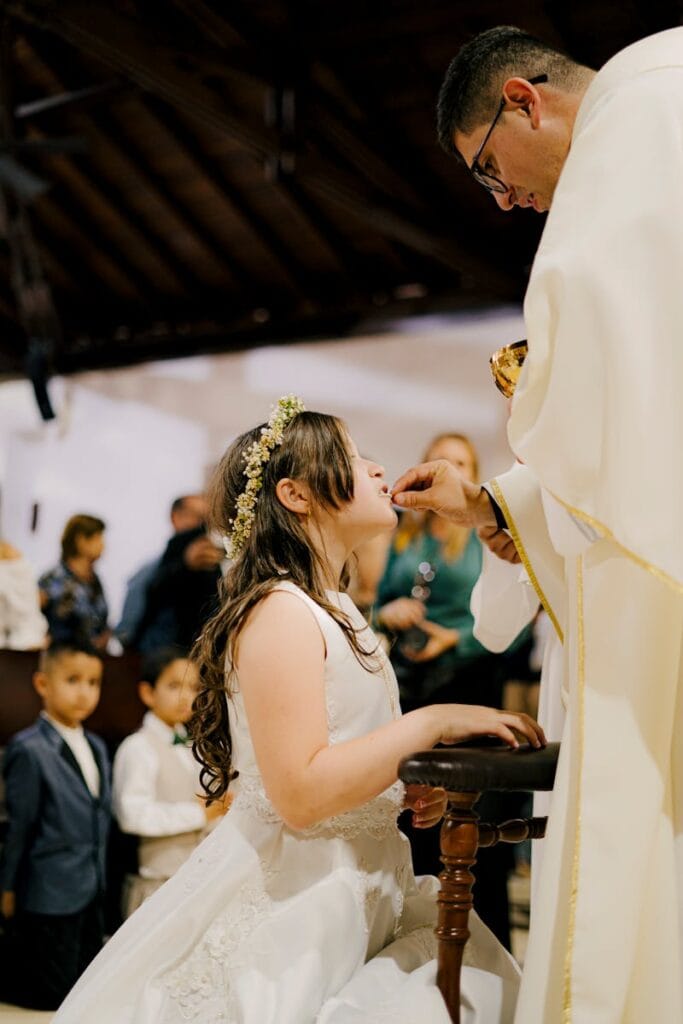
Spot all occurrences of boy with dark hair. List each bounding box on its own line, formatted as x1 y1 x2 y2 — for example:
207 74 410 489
0 642 111 1009
113 647 228 916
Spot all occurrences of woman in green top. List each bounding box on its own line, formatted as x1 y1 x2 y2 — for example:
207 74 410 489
376 432 502 713
375 432 523 948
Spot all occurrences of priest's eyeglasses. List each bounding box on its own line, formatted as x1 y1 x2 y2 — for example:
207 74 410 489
470 74 548 194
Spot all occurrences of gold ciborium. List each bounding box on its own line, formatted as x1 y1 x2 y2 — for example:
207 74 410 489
489 339 528 398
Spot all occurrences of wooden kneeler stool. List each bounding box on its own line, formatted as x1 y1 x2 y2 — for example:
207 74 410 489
399 742 560 1024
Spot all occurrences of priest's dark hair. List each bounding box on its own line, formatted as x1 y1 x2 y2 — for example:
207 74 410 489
189 411 379 804
437 26 590 156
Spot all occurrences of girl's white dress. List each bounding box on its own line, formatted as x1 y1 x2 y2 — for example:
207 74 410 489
55 584 519 1023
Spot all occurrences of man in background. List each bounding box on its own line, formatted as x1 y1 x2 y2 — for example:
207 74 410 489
116 494 221 652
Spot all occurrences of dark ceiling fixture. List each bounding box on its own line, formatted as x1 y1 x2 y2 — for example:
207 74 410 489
0 136 87 199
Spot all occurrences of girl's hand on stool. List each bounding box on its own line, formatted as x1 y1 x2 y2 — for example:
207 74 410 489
404 784 448 828
430 705 547 749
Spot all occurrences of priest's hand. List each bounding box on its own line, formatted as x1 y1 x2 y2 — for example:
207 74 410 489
391 460 495 528
477 524 521 564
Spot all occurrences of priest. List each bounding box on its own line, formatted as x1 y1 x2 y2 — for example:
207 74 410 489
393 25 683 1023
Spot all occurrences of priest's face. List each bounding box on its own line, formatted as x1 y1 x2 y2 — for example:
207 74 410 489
454 77 569 214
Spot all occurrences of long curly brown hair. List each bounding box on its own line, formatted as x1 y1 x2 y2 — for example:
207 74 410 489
190 411 379 802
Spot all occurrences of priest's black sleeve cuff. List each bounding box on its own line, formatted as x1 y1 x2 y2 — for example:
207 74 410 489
482 486 508 530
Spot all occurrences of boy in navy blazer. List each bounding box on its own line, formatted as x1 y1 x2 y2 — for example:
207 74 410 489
0 641 111 1009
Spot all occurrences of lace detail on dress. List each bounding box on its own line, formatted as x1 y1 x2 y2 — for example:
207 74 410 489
162 881 272 1022
231 772 281 824
306 782 406 841
233 773 406 840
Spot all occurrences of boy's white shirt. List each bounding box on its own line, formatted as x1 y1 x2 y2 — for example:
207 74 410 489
113 711 206 837
42 710 101 798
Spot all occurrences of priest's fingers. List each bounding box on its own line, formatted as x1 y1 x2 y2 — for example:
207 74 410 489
391 461 442 500
392 459 473 523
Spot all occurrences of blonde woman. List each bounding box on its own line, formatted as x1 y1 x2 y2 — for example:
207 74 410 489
376 432 529 947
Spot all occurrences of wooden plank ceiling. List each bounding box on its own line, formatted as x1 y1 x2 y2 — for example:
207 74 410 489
0 0 681 375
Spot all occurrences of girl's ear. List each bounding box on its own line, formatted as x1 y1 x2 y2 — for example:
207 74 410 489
275 477 312 516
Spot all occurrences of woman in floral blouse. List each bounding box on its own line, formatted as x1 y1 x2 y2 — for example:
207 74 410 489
39 514 109 650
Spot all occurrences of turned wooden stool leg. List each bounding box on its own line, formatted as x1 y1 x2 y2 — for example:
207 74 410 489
435 791 480 1024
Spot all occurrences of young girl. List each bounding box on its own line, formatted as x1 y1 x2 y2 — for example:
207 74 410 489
54 398 544 1024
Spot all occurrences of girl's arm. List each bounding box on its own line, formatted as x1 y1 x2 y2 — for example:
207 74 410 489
237 591 544 830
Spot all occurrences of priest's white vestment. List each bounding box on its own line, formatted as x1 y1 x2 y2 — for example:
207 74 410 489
471 463 567 908
502 27 683 1024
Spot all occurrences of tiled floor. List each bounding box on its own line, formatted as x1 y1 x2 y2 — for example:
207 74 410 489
0 871 532 1020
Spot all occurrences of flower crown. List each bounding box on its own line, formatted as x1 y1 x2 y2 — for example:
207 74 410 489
224 395 306 559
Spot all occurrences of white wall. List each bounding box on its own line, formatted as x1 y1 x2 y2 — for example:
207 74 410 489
0 305 523 622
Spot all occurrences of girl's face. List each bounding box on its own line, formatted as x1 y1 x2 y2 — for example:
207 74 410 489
332 437 397 548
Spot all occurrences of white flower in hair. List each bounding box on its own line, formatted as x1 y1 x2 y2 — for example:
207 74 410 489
225 395 306 559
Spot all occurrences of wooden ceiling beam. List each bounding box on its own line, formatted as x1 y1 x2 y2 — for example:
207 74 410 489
301 160 513 293
32 142 177 298
137 94 309 301
196 4 433 211
7 0 516 295
182 2 518 295
89 106 248 293
306 48 517 284
9 3 333 296
19 36 213 296
6 1 275 156
275 176 377 297
169 0 263 78
50 280 501 376
31 192 143 305
142 94 382 306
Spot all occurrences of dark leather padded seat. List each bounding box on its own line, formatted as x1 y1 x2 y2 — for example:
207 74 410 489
399 741 559 794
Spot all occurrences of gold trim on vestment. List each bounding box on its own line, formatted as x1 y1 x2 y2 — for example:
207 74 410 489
563 556 586 1021
489 480 565 643
550 492 683 594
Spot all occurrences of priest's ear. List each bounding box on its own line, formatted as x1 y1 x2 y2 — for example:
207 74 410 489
502 77 543 128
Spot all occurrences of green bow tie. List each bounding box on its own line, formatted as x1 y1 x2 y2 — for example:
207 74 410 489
172 731 190 746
